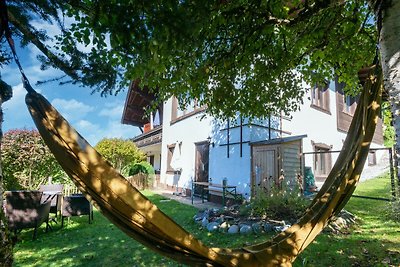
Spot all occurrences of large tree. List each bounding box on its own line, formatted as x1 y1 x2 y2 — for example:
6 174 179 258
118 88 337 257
1 0 399 265
1 1 396 133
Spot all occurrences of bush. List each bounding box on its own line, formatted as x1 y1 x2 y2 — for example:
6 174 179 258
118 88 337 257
124 161 155 176
1 129 69 190
249 184 311 223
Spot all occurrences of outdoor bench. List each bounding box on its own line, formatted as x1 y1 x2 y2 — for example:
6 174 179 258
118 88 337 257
192 181 242 206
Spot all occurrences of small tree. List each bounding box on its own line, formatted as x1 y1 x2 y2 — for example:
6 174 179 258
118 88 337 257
2 129 66 190
95 138 146 172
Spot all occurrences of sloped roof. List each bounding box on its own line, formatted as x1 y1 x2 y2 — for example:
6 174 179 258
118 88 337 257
121 79 157 127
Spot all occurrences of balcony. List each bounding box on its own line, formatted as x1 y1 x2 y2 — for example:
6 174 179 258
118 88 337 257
132 125 162 148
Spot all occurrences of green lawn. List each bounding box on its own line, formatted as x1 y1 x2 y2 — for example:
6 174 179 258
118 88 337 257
296 174 400 267
13 174 400 266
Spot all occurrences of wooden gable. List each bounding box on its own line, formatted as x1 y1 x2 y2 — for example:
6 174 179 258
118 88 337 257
121 79 158 127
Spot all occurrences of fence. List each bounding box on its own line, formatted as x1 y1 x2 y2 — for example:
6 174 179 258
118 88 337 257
62 173 155 196
63 184 82 196
126 173 153 190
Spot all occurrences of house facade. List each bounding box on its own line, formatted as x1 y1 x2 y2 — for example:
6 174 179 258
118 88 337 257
284 78 386 187
122 78 387 201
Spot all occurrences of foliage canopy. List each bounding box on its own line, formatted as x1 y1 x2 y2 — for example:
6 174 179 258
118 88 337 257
2 1 376 120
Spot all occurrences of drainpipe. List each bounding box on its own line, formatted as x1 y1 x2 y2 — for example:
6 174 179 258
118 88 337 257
150 111 154 130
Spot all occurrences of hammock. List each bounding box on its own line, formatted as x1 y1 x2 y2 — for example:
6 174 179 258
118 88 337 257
24 66 382 266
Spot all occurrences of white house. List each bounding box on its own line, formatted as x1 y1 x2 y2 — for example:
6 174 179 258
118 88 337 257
284 78 386 188
121 77 387 203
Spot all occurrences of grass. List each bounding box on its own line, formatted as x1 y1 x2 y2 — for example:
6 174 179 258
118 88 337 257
295 173 400 267
12 174 400 266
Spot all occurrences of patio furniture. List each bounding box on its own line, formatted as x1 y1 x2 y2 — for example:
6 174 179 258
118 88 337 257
39 184 64 219
191 180 241 206
61 194 93 227
4 190 51 240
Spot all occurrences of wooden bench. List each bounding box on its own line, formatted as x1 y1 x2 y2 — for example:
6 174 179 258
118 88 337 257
192 181 241 206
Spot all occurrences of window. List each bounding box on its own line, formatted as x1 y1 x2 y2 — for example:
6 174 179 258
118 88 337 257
171 97 203 122
343 94 357 115
368 151 377 166
336 77 360 133
312 142 332 180
148 155 155 167
166 144 175 173
311 82 330 113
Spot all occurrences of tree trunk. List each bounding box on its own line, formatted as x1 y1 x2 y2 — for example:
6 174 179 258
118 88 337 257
379 1 400 192
0 96 14 266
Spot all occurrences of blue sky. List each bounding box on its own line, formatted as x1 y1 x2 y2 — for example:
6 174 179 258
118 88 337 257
1 41 141 145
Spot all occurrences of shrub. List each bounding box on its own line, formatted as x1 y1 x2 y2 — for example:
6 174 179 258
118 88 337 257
1 129 69 190
127 161 155 176
249 184 311 223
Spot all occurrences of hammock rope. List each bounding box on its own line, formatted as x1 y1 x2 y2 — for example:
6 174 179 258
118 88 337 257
23 65 382 266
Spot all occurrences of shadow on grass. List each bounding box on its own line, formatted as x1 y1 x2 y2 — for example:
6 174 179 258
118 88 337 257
13 177 400 267
13 194 190 267
295 230 400 266
13 193 271 267
295 174 400 267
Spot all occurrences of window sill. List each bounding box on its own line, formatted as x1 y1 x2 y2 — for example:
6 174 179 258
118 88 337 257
170 107 206 125
342 110 355 117
166 170 181 175
310 104 331 115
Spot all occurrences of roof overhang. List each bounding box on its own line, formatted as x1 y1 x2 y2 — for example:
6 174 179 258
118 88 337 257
121 79 157 127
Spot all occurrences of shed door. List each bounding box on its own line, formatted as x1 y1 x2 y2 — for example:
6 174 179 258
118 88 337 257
252 145 278 196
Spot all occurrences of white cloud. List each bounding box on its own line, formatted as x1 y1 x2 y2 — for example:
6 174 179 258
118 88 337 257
76 119 100 132
25 59 63 82
99 101 125 119
102 121 137 139
2 83 42 131
3 84 28 127
51 98 94 122
73 119 102 145
71 119 138 146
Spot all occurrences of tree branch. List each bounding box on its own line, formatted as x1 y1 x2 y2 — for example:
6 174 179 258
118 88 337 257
7 10 81 82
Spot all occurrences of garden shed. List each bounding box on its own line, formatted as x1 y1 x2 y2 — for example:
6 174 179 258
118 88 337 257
250 135 306 196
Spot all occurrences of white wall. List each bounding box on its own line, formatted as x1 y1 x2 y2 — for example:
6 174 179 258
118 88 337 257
160 99 213 191
284 81 388 187
159 78 388 195
209 118 279 198
160 107 277 198
284 81 344 169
